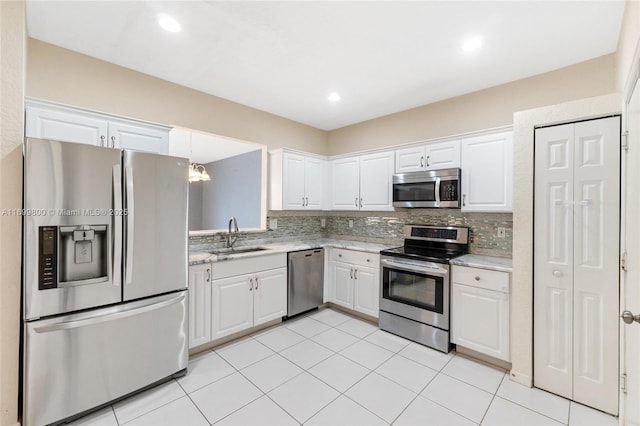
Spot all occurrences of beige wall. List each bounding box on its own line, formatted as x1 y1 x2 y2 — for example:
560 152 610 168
0 2 25 425
327 54 616 155
26 39 328 155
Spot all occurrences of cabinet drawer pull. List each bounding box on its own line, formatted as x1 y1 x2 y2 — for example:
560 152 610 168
420 156 424 168
100 135 106 147
354 268 358 279
206 268 211 282
350 268 353 279
249 277 254 291
426 155 430 167
110 135 116 148
355 197 358 207
255 276 259 290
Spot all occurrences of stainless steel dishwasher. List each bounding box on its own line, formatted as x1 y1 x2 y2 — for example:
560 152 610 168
287 248 324 317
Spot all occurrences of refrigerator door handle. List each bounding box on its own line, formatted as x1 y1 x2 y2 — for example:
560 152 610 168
33 292 186 333
112 165 122 288
124 166 135 285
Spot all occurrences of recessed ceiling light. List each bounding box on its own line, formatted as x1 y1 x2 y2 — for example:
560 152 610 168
328 93 341 102
158 14 181 33
461 36 483 52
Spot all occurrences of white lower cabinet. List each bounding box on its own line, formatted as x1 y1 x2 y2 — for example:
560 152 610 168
328 248 380 318
188 263 213 349
187 253 287 348
451 265 510 361
212 254 287 341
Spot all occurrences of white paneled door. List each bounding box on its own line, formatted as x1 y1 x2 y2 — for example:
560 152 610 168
534 116 620 415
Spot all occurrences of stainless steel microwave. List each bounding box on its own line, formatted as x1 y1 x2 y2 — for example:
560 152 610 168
392 168 461 208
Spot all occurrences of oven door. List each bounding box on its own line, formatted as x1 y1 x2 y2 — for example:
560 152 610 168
379 257 450 330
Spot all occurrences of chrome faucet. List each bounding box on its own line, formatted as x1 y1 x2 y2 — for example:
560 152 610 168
227 216 239 248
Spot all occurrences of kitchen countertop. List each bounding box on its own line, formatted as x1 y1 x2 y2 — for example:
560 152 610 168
450 254 512 272
189 239 399 265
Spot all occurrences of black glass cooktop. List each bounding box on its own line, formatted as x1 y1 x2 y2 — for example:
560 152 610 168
380 245 465 264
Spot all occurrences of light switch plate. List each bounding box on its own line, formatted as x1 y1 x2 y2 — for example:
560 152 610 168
270 218 278 230
349 220 354 228
321 218 326 228
497 227 506 238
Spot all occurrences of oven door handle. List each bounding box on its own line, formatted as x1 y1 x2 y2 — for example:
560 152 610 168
381 258 449 277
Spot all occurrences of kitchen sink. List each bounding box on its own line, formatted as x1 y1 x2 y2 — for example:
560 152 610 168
207 246 268 255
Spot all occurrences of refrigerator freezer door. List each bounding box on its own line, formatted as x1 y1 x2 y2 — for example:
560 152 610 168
22 291 189 426
23 138 123 320
122 150 188 301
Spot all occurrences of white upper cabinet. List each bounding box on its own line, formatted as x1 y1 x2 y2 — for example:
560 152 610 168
461 131 513 212
269 150 326 210
107 120 169 154
26 105 109 146
395 140 460 173
25 99 169 154
331 151 394 211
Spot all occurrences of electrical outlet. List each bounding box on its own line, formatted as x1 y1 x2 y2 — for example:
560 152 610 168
349 220 354 229
497 227 506 238
321 218 326 228
269 218 278 230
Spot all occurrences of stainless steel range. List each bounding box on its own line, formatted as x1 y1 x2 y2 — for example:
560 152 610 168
379 224 469 353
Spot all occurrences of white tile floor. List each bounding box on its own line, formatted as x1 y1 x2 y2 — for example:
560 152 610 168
69 307 618 426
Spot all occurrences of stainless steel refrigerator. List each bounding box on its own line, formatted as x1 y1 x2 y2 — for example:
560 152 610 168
22 138 189 426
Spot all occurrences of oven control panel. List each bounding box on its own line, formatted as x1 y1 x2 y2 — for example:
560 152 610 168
403 225 469 245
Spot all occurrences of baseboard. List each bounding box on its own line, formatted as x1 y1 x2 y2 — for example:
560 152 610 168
508 369 533 387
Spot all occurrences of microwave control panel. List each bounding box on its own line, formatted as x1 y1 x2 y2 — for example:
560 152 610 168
39 226 58 290
440 181 458 201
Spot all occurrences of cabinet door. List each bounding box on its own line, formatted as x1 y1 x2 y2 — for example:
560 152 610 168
395 146 426 173
360 151 394 211
353 265 379 318
425 140 460 170
109 121 169 154
330 261 354 309
283 153 306 209
253 268 287 325
331 157 360 210
212 274 253 339
451 283 509 361
25 106 107 146
461 131 513 212
188 263 212 348
305 157 325 209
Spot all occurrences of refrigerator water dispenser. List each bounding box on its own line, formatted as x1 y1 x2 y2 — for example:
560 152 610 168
57 225 109 286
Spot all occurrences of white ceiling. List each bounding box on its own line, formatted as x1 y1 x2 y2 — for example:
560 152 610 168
26 1 626 131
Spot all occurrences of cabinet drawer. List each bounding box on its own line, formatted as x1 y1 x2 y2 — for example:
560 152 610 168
331 248 379 268
452 265 509 293
212 253 287 280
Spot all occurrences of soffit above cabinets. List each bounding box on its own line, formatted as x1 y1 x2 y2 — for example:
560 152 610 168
26 1 625 131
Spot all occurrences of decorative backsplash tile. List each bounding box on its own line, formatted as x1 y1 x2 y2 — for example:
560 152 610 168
189 209 513 258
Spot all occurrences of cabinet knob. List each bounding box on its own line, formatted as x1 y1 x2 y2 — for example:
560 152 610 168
553 270 562 278
100 135 106 147
338 253 342 257
110 135 116 148
474 276 480 281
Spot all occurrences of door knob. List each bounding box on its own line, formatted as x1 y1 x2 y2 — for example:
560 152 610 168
621 310 640 324
552 270 562 278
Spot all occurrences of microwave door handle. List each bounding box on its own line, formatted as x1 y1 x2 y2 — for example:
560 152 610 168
434 177 441 207
381 259 448 277
112 165 122 288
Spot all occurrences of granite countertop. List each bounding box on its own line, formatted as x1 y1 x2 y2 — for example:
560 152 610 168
450 254 512 272
189 239 399 265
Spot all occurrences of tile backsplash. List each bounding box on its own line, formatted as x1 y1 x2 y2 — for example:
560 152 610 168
189 209 512 257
